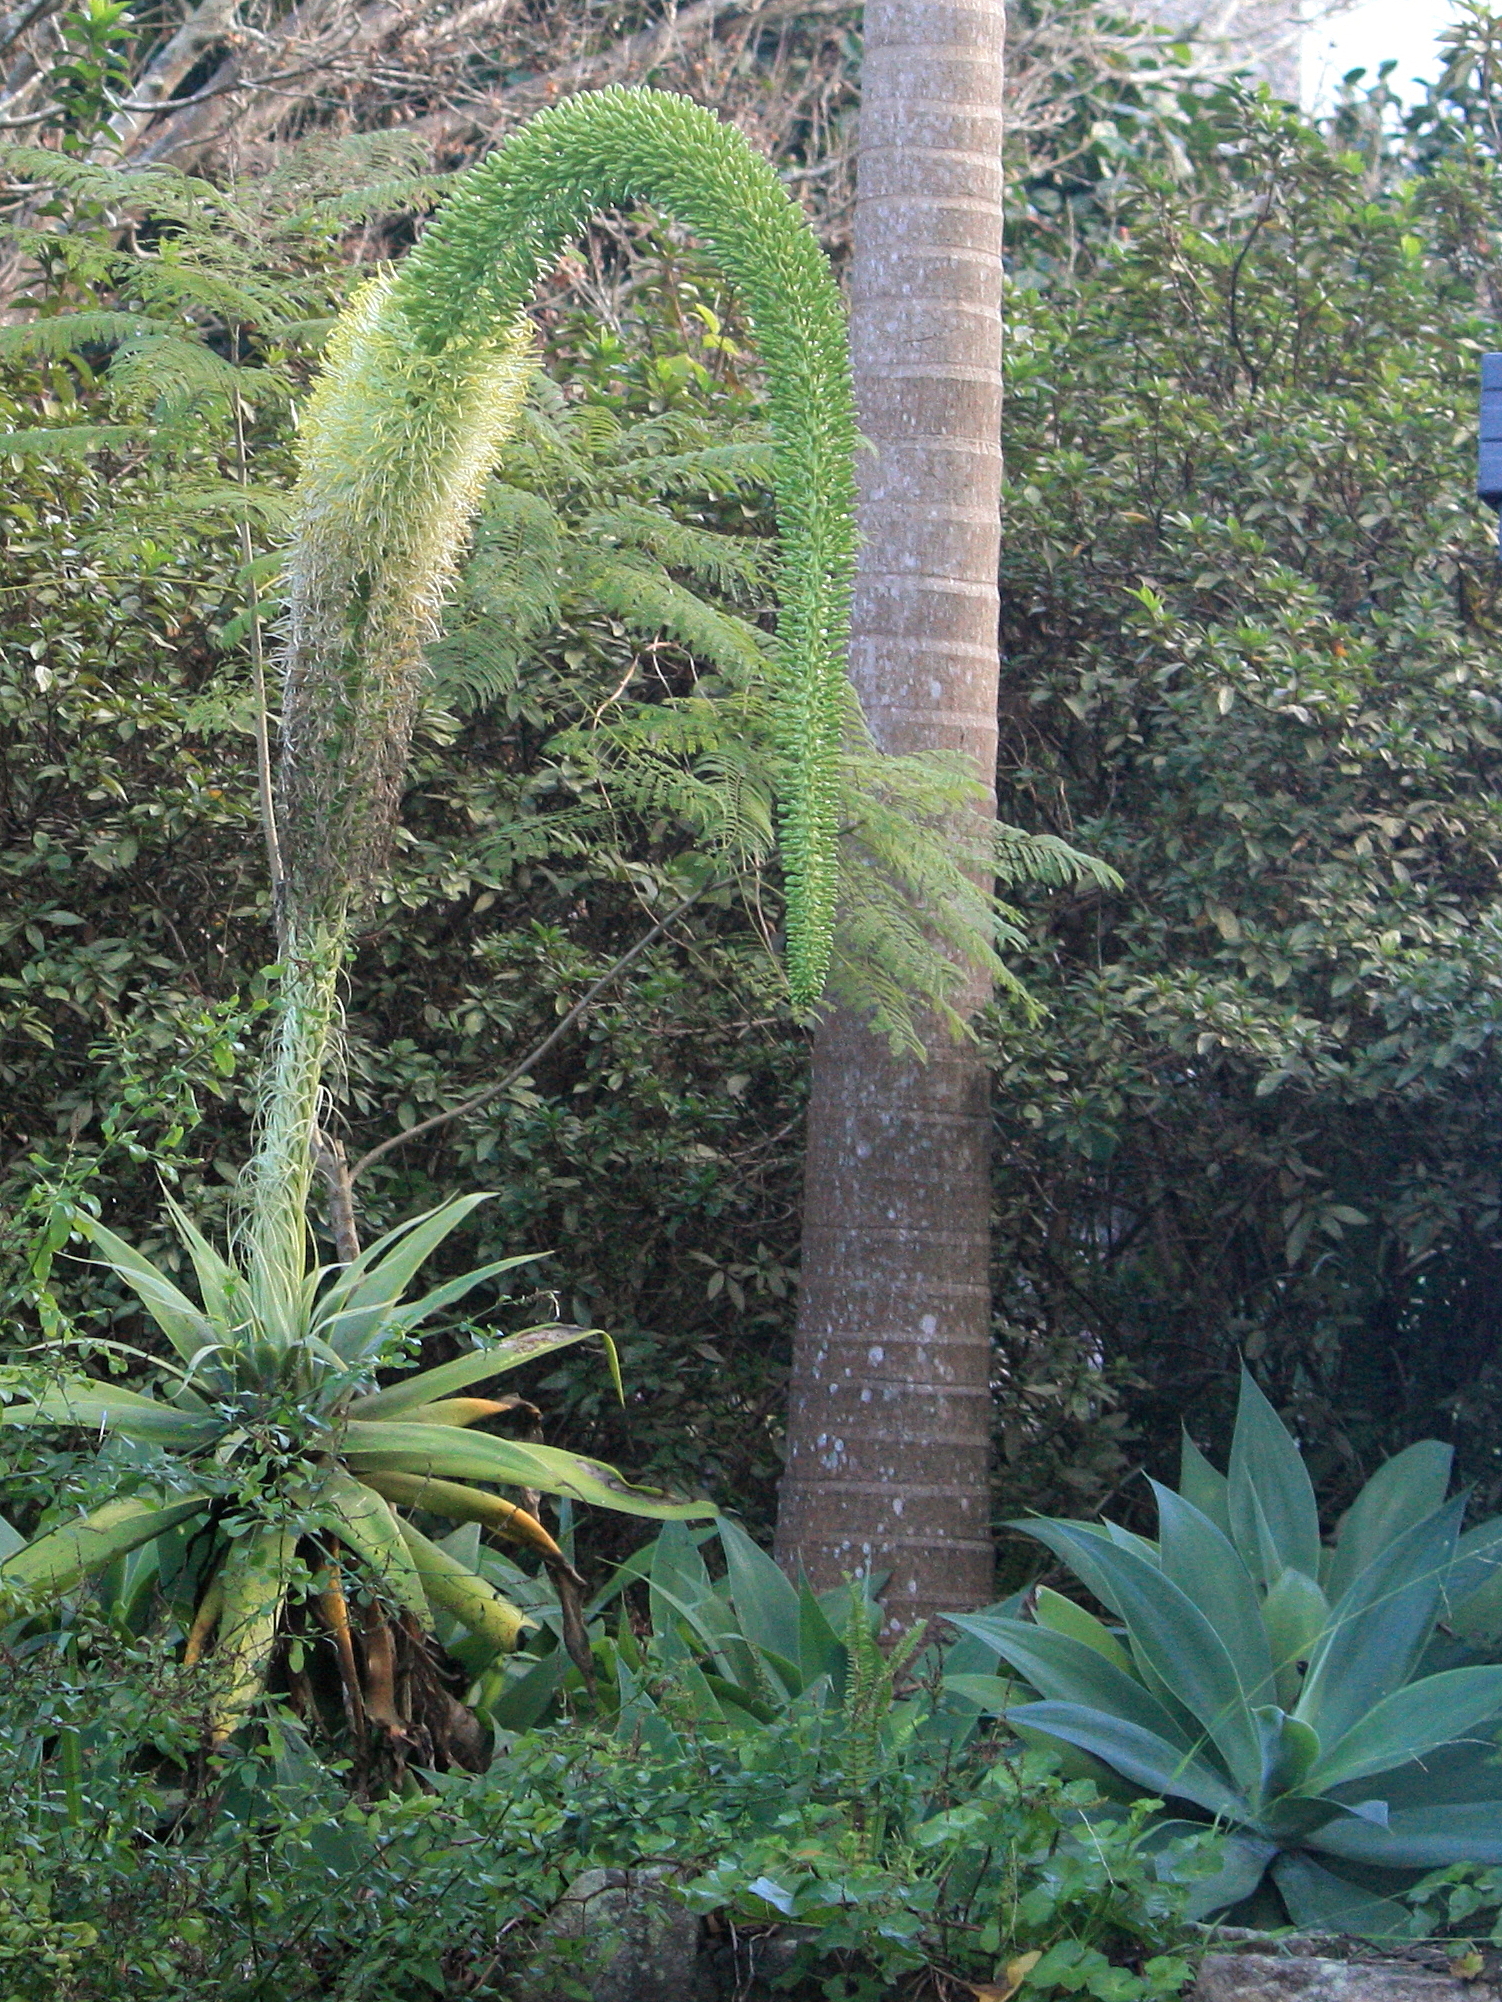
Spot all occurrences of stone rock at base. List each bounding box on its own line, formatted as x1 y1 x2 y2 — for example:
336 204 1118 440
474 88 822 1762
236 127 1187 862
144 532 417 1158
516 1866 708 2002
1192 1954 1502 2002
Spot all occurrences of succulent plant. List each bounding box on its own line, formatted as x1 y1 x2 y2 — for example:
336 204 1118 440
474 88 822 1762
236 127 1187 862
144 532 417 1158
950 1370 1502 1936
0 1194 708 1752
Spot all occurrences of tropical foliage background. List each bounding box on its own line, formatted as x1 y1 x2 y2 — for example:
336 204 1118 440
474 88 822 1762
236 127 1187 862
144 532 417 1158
10 0 1502 1991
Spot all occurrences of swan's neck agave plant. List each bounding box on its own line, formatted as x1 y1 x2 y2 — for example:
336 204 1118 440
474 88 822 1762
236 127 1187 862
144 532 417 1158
250 85 858 1293
950 1370 1502 1937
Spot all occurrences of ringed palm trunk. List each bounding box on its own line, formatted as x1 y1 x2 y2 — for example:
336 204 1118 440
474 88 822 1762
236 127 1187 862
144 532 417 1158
775 0 1004 1625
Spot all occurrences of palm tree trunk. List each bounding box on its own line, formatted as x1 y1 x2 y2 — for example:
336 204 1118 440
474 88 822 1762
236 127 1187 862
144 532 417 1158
775 0 1005 1626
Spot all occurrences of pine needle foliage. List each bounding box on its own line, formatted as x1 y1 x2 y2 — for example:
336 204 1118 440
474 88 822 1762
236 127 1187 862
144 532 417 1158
279 87 859 1015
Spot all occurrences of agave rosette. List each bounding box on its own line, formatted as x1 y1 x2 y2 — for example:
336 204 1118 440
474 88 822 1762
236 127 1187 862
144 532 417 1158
0 1193 710 1742
949 1370 1502 1936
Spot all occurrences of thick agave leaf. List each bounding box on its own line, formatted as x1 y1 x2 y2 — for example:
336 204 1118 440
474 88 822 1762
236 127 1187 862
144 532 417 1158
356 1470 564 1561
1033 1586 1134 1672
347 1323 607 1418
1170 1826 1277 1921
341 1419 712 1519
1309 1800 1502 1869
162 1194 246 1338
0 1511 22 1561
211 1525 297 1743
319 1469 430 1626
2 1379 219 1449
1324 1439 1453 1604
1272 1853 1411 1938
1295 1494 1467 1745
395 1519 526 1655
1011 1515 1262 1789
1150 1481 1275 1701
1444 1515 1502 1637
1227 1369 1321 1588
347 1255 544 1357
1178 1432 1231 1538
0 1493 207 1599
951 1614 1204 1754
1304 1667 1502 1793
72 1212 220 1367
1004 1699 1248 1820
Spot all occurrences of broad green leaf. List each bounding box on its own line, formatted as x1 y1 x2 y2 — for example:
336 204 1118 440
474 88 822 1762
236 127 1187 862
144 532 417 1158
1326 1439 1453 1605
72 1212 219 1365
1296 1494 1466 1746
480 1649 567 1731
347 1324 604 1417
1010 1515 1263 1789
1032 1586 1134 1672
1306 1667 1502 1792
0 1511 22 1561
1178 1431 1232 1538
797 1576 846 1686
398 1518 526 1654
1309 1801 1502 1869
1151 1481 1275 1703
1261 1567 1330 1705
2 1380 218 1449
0 1493 207 1598
319 1468 430 1625
1272 1854 1411 1939
1174 1828 1277 1921
719 1515 802 1671
949 1613 1201 1752
1004 1700 1248 1819
341 1419 713 1519
1227 1367 1321 1586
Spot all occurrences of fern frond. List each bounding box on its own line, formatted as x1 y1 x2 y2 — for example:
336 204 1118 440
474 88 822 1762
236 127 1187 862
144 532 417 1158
581 555 769 679
0 312 165 360
610 439 775 496
577 502 770 598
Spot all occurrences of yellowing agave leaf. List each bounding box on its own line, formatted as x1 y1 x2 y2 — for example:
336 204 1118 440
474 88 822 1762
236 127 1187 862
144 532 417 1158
395 1518 527 1655
210 1525 297 1744
319 1468 430 1627
358 1468 564 1562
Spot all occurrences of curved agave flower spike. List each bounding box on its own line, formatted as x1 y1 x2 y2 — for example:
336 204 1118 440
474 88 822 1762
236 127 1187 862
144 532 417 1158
280 86 858 1013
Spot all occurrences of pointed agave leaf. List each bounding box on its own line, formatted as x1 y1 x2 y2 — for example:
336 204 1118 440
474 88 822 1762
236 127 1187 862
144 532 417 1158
1150 1481 1276 1704
0 1494 208 1599
1010 1516 1262 1789
347 1324 605 1418
1227 1368 1321 1586
3 1379 219 1449
1033 1587 1135 1672
312 1195 495 1355
1004 1701 1248 1820
949 1614 1205 1754
1253 1705 1321 1797
1305 1667 1502 1792
341 1419 714 1519
72 1213 219 1365
719 1516 803 1674
318 1469 430 1626
1177 1829 1279 1921
1325 1440 1453 1606
1296 1494 1466 1746
1178 1431 1232 1538
1272 1854 1411 1939
395 1519 526 1655
332 1255 542 1361
162 1194 244 1334
1309 1801 1502 1869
